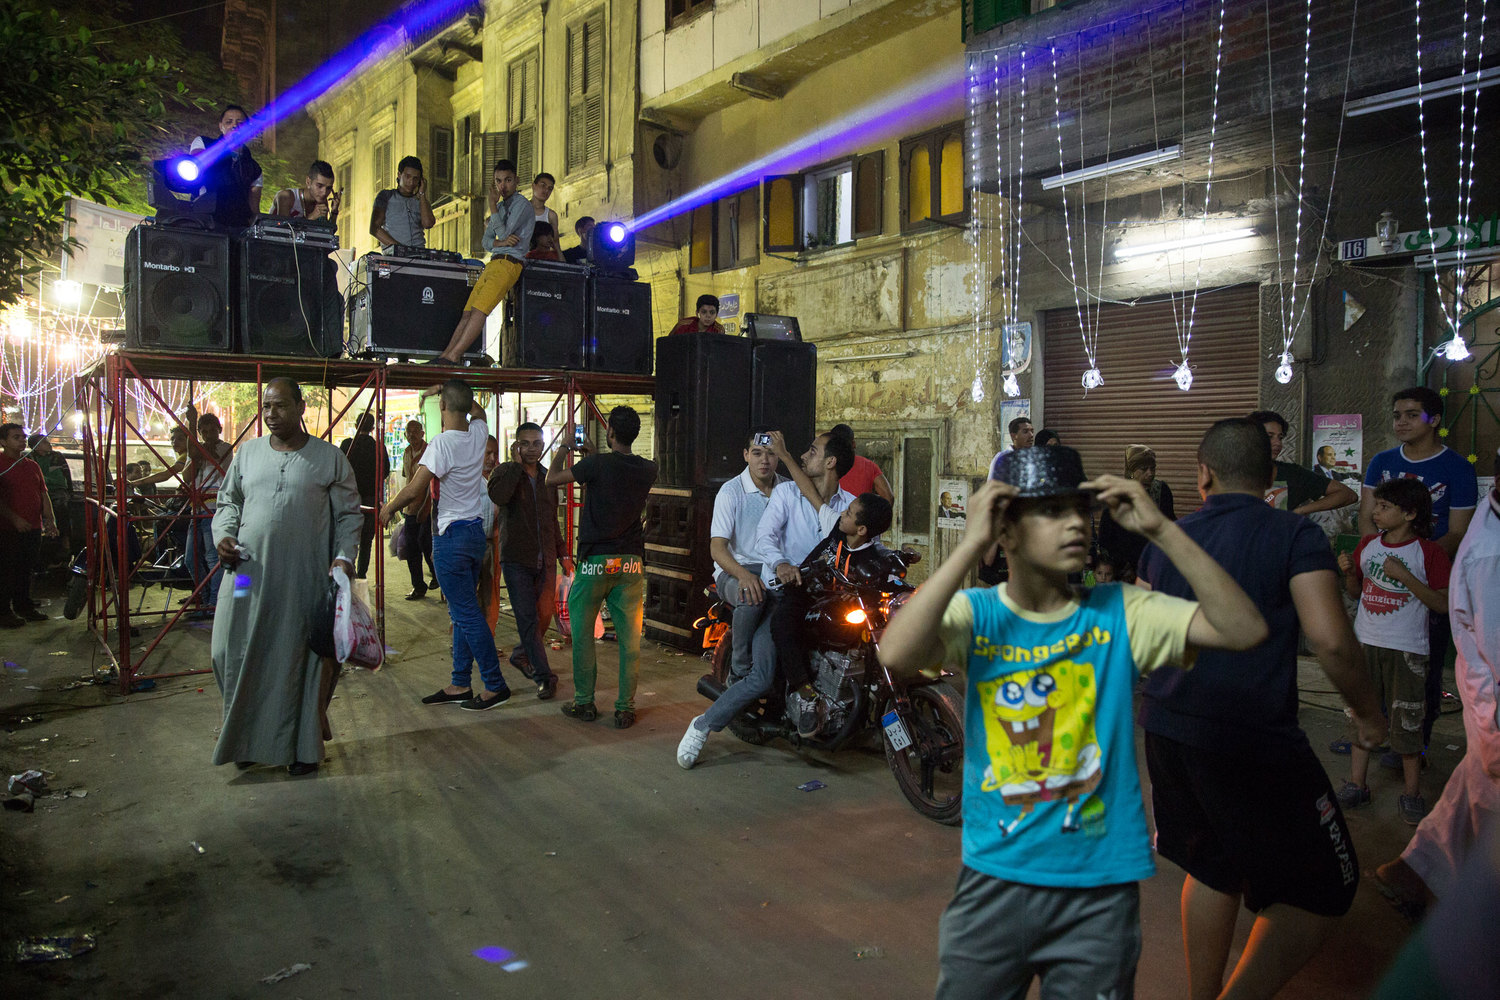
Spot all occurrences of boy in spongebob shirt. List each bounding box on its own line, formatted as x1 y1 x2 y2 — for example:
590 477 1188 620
879 447 1267 1000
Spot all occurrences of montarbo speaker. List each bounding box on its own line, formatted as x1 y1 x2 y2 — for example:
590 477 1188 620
347 254 485 361
237 232 343 357
590 274 652 374
124 224 233 352
653 332 753 486
751 339 817 457
501 260 587 369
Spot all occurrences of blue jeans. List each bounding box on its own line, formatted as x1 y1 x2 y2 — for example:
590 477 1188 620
187 512 223 608
699 595 777 733
433 519 507 695
501 561 557 683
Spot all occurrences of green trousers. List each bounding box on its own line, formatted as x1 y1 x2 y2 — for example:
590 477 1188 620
567 554 646 712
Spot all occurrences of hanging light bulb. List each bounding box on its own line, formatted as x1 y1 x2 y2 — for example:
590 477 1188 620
1275 351 1295 384
1438 336 1471 362
1002 373 1020 397
1081 367 1104 390
971 373 986 404
1173 361 1194 392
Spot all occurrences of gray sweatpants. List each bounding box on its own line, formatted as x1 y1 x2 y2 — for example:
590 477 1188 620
936 865 1141 1000
700 571 777 733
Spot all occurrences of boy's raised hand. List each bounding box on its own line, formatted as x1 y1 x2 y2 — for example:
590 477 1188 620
1084 474 1165 537
963 480 1017 554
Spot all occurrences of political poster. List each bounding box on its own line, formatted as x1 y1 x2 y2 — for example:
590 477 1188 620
1311 414 1363 479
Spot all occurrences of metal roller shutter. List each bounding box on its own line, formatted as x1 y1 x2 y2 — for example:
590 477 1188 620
1042 284 1261 514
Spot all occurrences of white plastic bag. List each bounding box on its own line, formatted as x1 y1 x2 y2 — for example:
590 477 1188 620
331 567 384 669
554 572 604 639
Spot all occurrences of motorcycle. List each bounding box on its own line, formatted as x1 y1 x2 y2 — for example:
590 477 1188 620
695 547 966 825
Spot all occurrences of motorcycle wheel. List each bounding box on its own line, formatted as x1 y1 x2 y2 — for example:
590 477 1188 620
709 627 774 746
883 682 964 826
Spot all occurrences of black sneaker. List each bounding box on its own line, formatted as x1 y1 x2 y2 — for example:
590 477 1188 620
404 588 427 601
614 709 636 730
561 701 598 722
537 676 558 701
420 688 472 705
459 690 511 711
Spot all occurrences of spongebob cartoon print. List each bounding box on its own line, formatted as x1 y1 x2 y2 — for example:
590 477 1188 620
976 659 1102 836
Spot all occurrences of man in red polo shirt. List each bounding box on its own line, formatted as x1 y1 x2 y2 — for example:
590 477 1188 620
0 423 59 627
830 423 893 501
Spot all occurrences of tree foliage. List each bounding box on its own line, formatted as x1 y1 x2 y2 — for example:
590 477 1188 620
0 2 296 308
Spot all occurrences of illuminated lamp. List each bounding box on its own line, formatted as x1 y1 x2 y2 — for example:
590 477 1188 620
156 155 202 193
844 608 867 625
588 221 636 271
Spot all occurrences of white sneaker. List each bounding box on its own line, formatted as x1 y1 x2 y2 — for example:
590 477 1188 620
677 715 710 769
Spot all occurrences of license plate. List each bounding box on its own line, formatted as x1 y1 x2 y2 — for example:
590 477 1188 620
882 710 912 752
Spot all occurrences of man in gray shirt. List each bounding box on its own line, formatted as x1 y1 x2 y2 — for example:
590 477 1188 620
432 158 534 364
369 155 435 250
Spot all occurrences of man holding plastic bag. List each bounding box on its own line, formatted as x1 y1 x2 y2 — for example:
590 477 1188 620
211 378 363 777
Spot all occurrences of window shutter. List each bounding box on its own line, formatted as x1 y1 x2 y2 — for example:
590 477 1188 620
569 23 586 99
515 123 537 182
584 93 604 163
374 141 392 190
585 14 604 93
853 151 884 239
480 131 512 180
430 125 453 200
763 174 802 253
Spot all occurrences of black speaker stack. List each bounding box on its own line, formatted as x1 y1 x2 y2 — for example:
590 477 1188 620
500 260 653 374
347 252 486 363
644 328 817 649
125 220 343 357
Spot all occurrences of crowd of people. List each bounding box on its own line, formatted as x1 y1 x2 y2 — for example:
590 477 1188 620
877 386 1497 999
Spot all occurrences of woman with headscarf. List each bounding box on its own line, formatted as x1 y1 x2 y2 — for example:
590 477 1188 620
1097 445 1175 580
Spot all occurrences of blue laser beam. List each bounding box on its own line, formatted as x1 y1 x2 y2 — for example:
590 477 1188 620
629 67 966 232
194 0 479 175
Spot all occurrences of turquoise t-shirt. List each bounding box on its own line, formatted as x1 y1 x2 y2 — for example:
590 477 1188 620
943 583 1198 887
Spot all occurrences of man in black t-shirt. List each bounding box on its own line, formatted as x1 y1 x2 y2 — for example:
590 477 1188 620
546 406 657 728
1249 410 1357 515
1137 419 1384 1000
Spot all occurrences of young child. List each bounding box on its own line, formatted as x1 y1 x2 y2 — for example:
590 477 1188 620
878 447 1267 999
1337 477 1451 824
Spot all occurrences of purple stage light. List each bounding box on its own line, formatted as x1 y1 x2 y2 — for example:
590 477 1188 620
605 222 627 243
171 158 200 183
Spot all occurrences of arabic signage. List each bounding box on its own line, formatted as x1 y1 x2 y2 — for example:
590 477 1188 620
1338 214 1500 262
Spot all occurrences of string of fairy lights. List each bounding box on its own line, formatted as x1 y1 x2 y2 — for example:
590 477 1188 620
966 0 1479 405
1415 0 1488 364
1 295 214 442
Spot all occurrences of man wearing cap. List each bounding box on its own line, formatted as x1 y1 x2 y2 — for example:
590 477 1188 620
880 444 1269 1000
1374 451 1500 914
1136 419 1386 1000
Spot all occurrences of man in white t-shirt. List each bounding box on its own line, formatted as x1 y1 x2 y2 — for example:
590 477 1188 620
380 380 509 712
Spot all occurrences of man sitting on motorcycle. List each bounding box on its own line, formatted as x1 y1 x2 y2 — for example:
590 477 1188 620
676 429 788 770
770 491 896 736
677 429 856 768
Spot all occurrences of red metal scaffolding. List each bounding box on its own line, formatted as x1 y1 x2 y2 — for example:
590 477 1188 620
75 350 651 694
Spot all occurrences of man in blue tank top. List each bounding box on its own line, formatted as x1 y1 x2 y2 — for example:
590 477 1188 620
880 446 1268 1000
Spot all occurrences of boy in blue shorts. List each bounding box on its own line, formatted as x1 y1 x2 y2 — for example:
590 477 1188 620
879 447 1267 1000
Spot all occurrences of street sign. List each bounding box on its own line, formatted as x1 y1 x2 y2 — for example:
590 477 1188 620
1338 213 1500 261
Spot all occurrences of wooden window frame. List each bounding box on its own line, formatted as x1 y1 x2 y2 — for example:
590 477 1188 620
508 52 540 182
853 150 885 240
566 11 606 173
668 0 714 29
429 124 454 202
763 174 803 254
689 203 714 274
712 188 759 271
761 150 883 254
899 122 970 234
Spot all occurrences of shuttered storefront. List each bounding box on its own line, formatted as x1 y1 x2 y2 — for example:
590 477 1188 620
1042 284 1261 514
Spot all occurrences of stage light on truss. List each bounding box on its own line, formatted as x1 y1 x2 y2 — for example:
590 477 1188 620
155 155 203 193
588 220 636 270
1115 227 1257 260
1173 361 1194 392
1275 352 1295 384
1040 145 1182 190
